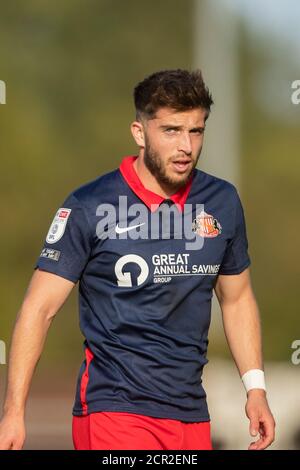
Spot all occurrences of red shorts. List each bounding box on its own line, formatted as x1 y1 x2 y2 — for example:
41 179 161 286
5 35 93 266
72 411 213 450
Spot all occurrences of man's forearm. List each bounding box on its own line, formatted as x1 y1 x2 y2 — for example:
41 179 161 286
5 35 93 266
3 301 54 417
220 292 263 377
215 270 275 449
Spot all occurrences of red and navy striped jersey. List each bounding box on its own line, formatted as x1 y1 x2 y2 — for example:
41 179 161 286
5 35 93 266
35 155 251 422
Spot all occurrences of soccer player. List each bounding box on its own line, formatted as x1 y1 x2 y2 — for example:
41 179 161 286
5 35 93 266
0 70 275 450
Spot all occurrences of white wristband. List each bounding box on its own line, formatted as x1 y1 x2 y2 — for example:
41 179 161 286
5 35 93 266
241 369 266 393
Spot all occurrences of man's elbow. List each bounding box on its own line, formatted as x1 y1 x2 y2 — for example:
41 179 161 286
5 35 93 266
16 297 59 327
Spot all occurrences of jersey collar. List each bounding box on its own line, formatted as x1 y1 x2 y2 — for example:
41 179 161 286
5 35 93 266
119 155 194 213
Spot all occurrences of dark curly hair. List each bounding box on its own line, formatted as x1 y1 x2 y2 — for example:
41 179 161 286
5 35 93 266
134 69 213 121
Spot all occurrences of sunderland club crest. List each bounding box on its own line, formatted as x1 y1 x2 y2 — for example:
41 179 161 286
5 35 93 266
192 211 222 238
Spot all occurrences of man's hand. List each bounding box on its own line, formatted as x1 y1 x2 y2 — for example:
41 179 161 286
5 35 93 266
0 412 25 450
245 389 275 450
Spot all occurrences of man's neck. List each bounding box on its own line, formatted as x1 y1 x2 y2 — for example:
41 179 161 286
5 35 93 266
133 155 180 199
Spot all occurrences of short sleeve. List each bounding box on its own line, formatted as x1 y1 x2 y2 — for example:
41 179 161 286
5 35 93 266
219 189 251 275
34 193 92 283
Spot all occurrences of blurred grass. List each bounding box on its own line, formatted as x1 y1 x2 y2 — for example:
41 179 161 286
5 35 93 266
240 28 300 360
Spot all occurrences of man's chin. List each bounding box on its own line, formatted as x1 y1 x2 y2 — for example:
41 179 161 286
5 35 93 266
161 172 191 191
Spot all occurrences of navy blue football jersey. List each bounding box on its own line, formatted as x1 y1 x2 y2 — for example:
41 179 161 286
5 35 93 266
34 155 251 422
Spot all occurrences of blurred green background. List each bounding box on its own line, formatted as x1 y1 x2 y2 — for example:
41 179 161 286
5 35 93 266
0 0 299 449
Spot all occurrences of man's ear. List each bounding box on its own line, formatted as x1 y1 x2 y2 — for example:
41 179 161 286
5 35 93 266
130 121 145 147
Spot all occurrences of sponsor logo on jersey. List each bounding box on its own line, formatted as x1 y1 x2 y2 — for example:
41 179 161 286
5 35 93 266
115 254 149 287
192 211 222 238
46 208 72 244
114 253 220 287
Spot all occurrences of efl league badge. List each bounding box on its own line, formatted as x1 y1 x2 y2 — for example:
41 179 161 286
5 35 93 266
192 211 222 238
46 208 72 244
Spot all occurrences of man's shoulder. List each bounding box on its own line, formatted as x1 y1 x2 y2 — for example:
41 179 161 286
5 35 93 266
69 168 121 206
194 168 238 197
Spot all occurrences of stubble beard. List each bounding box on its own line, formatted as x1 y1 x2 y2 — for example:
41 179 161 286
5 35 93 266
143 139 200 192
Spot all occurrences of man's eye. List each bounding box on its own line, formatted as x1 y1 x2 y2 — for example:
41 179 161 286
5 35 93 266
165 128 177 134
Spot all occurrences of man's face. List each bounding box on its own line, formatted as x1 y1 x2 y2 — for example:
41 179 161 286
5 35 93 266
142 107 207 190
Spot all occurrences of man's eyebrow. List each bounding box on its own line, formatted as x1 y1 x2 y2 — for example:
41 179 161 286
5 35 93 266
159 124 182 130
190 126 205 132
159 124 205 131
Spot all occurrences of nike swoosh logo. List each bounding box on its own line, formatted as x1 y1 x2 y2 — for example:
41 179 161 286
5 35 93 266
115 223 146 234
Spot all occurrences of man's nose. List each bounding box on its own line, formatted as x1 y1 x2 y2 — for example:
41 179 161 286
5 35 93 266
177 132 192 155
